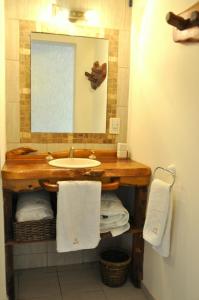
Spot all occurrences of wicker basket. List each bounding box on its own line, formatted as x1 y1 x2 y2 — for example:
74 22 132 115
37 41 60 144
100 249 131 287
13 218 56 242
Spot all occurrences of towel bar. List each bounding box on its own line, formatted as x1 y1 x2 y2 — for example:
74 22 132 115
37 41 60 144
153 166 176 187
39 178 120 192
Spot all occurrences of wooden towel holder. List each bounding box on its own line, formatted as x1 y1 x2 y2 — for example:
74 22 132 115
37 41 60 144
40 178 120 192
166 2 199 42
166 11 199 31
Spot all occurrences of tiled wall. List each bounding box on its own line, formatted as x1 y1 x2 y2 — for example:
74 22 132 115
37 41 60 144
13 237 131 270
5 0 131 269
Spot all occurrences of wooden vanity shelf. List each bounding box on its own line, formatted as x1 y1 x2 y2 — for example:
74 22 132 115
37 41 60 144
2 148 151 299
6 225 143 245
39 177 120 192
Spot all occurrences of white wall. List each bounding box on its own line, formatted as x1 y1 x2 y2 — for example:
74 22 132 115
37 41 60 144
128 0 199 300
0 0 7 299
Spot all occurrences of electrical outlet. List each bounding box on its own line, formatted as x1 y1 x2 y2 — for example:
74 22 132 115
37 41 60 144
109 118 120 134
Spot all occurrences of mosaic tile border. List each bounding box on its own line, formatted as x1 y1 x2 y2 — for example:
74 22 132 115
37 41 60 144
20 20 118 143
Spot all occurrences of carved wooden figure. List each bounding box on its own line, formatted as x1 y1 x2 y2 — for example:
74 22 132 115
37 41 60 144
85 61 107 90
166 2 199 42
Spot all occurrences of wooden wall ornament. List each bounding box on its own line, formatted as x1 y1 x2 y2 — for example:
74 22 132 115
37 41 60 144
85 61 107 90
166 1 199 42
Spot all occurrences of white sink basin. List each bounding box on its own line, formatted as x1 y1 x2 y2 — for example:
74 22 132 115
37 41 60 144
48 158 101 169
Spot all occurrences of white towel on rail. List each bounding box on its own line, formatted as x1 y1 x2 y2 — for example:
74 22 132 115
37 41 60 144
153 195 173 257
100 192 130 236
143 179 172 257
56 181 101 252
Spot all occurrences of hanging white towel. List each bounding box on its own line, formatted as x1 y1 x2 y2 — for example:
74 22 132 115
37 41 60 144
56 181 101 253
153 196 173 257
143 179 172 257
100 192 130 236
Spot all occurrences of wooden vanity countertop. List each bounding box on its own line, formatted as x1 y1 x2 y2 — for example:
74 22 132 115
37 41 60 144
1 148 151 189
2 158 150 180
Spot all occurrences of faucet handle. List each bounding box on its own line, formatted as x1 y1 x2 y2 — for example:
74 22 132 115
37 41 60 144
46 152 54 161
69 146 75 158
89 150 96 159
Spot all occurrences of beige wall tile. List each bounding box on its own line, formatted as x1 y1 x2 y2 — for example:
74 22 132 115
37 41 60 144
5 1 18 19
47 243 85 266
6 60 19 102
5 0 50 21
6 142 21 150
118 30 131 68
14 253 47 270
28 143 47 152
7 143 47 152
46 143 87 153
117 67 129 107
5 19 19 60
100 0 126 29
14 242 48 255
84 143 116 150
47 241 57 253
123 1 132 30
82 249 99 263
46 143 117 153
47 251 82 266
6 102 20 143
116 106 128 143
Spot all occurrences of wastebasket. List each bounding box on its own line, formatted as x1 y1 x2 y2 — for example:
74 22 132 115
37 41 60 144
100 249 131 287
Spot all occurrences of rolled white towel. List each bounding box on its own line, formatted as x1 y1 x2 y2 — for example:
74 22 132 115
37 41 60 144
16 190 54 222
100 192 130 236
100 223 130 237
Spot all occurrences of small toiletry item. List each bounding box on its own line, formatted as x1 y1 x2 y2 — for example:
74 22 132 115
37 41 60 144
46 152 54 161
117 143 128 159
89 150 96 159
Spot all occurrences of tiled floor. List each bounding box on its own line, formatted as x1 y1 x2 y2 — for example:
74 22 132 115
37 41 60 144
15 263 146 300
15 263 147 300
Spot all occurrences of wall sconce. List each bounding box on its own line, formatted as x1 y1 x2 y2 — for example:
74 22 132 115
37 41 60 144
129 0 133 7
68 10 84 22
52 4 99 25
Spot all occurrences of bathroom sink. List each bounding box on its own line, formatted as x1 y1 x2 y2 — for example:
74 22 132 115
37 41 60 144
48 158 101 169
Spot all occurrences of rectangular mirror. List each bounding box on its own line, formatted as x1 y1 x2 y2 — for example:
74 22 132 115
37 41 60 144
31 33 109 134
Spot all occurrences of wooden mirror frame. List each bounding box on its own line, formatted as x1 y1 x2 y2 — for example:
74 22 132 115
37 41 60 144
19 20 118 144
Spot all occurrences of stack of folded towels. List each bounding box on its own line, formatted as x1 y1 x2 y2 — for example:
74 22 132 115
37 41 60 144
15 190 54 222
100 191 130 236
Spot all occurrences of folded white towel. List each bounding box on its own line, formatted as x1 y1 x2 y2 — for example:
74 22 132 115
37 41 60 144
143 179 172 257
57 181 101 253
100 223 130 237
100 192 130 236
16 190 54 222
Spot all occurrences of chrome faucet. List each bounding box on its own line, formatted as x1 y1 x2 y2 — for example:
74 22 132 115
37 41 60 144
69 146 75 158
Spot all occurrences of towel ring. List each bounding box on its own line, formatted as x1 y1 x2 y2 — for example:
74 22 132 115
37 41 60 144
153 166 176 187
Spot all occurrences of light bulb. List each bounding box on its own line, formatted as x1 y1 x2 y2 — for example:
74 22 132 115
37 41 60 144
85 10 100 26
